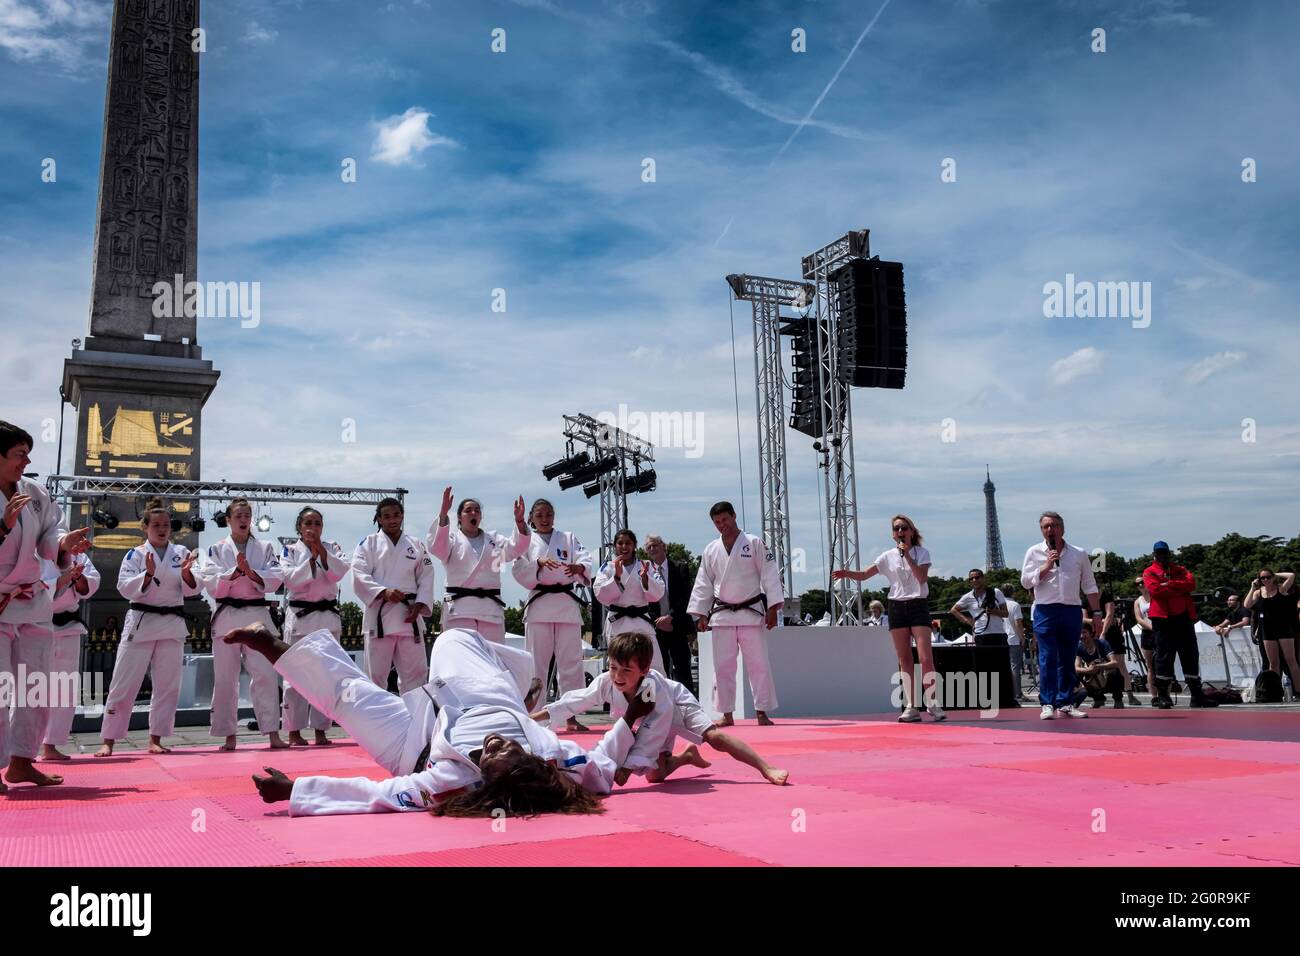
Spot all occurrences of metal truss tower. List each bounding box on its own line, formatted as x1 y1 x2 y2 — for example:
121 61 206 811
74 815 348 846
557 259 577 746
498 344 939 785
802 229 871 624
725 274 815 622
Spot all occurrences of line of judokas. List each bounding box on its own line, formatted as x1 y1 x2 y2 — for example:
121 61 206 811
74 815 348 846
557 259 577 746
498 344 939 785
103 513 786 739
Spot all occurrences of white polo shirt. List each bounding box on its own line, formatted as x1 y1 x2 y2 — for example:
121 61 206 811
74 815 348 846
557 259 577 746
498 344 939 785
872 545 931 601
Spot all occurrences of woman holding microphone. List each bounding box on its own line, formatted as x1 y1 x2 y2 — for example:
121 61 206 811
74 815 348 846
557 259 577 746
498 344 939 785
831 514 945 722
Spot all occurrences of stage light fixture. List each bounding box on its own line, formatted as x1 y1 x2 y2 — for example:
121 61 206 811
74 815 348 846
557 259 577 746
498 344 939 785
256 515 274 533
558 455 618 490
543 451 590 481
214 512 229 529
627 469 657 494
582 480 601 499
189 515 206 532
92 509 118 529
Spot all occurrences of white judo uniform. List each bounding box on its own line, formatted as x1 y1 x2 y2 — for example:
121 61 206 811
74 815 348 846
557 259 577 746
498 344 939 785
278 627 636 815
593 558 666 675
351 530 434 693
428 521 528 644
511 529 592 697
688 532 783 715
197 536 284 738
279 539 349 733
42 553 101 748
0 478 66 765
103 541 200 741
543 669 714 773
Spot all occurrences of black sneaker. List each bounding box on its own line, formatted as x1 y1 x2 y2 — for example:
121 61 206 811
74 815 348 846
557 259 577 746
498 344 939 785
1190 696 1220 708
1113 698 1125 709
1154 697 1174 709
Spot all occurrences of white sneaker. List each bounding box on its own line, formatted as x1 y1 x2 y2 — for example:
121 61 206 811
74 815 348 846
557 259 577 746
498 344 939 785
898 707 922 723
1040 705 1056 720
927 703 947 721
1057 705 1088 718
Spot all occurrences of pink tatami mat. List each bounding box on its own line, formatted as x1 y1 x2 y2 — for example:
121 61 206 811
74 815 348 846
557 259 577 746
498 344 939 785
3 711 1298 866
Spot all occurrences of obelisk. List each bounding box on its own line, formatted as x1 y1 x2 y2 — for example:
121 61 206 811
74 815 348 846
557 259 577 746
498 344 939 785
61 0 219 624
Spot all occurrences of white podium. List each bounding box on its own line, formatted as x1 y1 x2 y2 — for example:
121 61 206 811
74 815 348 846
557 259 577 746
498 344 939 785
696 625 900 718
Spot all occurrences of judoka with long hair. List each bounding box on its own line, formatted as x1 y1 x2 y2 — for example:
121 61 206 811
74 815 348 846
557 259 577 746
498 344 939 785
228 623 653 817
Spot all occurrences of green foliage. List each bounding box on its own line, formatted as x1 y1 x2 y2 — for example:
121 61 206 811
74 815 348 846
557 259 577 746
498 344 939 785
339 601 361 631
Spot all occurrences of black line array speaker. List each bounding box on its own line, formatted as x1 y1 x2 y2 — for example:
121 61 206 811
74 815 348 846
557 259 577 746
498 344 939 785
831 258 907 389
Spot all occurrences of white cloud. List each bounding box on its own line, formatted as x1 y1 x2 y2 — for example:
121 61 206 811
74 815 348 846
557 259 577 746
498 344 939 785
243 21 277 43
1050 347 1103 384
370 107 460 166
0 0 107 67
1186 350 1246 385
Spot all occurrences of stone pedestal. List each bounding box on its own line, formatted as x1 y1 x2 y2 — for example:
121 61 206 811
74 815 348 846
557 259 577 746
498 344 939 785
61 343 218 626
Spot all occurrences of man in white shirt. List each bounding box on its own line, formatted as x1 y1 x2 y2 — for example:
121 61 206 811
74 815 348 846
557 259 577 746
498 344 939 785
1020 511 1103 720
1002 586 1027 701
949 570 1008 645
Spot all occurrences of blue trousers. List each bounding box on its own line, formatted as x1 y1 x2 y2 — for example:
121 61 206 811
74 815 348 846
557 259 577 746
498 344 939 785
1033 603 1082 708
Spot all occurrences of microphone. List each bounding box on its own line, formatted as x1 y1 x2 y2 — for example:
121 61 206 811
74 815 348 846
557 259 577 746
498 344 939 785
1046 534 1060 566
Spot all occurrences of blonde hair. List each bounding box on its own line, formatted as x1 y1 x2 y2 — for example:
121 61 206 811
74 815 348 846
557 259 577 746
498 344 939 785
890 514 922 547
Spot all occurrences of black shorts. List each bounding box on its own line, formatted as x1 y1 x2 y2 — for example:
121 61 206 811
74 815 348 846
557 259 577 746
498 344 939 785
887 597 930 630
1140 629 1156 651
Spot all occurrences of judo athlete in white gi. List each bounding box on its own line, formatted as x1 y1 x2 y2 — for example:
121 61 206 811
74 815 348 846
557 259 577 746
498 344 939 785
279 506 348 746
225 623 654 817
511 498 593 731
688 501 783 727
40 551 100 760
351 496 433 693
593 529 666 675
428 487 529 644
0 420 94 789
96 501 201 756
534 632 789 786
196 497 288 750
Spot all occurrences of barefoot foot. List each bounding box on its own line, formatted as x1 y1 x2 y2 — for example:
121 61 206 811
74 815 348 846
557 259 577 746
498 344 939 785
565 718 584 733
40 745 71 762
148 739 172 755
716 713 735 727
756 711 775 726
763 767 790 786
287 732 309 747
680 744 712 770
314 731 331 746
268 733 290 750
219 736 238 752
95 742 114 758
6 760 64 786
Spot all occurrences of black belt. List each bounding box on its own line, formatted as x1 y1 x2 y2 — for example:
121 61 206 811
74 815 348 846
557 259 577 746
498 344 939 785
610 603 657 630
708 593 767 621
446 586 506 608
409 689 439 773
52 610 82 628
373 593 423 641
126 602 192 641
525 583 586 610
289 598 341 617
212 596 276 631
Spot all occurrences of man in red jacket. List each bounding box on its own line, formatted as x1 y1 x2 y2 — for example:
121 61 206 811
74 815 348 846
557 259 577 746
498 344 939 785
1142 541 1217 709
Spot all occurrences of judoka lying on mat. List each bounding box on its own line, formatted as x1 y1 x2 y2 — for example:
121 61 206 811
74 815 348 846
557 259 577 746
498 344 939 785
222 624 654 817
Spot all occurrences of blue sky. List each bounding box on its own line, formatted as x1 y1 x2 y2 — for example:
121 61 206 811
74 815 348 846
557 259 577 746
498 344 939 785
2 0 1298 601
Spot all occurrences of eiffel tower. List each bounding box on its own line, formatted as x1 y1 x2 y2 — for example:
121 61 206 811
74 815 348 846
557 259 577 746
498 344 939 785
983 465 1005 571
